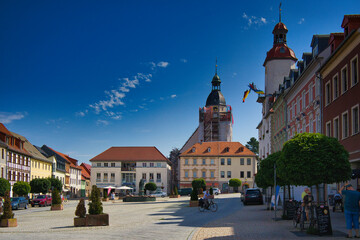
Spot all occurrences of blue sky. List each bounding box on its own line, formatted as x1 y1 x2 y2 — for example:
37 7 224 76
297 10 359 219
1 0 359 163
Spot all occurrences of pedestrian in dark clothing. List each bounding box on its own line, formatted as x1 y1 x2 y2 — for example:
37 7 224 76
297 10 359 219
340 183 360 238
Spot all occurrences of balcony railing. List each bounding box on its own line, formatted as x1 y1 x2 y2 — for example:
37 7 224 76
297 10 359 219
121 167 135 171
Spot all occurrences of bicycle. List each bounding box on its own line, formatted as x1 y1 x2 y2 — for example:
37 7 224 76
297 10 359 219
292 201 305 230
199 198 218 212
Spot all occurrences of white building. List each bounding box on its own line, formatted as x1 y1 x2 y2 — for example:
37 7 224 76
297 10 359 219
90 147 171 194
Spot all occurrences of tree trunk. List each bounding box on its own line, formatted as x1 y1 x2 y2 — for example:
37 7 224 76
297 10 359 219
283 186 286 217
288 185 291 200
316 184 320 205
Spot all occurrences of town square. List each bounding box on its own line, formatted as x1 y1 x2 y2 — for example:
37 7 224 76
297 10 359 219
1 0 360 239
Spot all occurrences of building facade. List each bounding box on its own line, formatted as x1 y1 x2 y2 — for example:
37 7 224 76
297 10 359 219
90 147 171 194
320 15 360 181
179 142 257 192
80 163 91 197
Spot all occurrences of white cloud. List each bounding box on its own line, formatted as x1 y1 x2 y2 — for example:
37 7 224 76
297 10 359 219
148 61 169 70
89 90 125 114
76 110 88 117
160 97 164 101
96 120 109 126
157 61 169 68
171 94 177 98
298 18 305 24
242 12 267 28
0 112 26 124
180 58 188 63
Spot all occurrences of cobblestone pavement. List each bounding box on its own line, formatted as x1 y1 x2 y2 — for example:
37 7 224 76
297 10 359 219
0 194 242 240
192 202 348 240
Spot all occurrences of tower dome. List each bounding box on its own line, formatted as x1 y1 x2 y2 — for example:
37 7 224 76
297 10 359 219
206 73 226 107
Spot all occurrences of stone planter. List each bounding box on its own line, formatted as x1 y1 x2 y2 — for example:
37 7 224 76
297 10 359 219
0 218 17 227
51 204 64 211
123 196 155 202
102 198 109 202
169 195 181 198
74 217 86 227
189 200 198 207
86 214 109 226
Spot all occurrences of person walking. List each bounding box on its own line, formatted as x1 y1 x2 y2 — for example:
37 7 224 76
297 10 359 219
340 183 360 238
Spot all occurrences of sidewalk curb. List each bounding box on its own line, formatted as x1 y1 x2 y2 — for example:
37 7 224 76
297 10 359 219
187 227 200 240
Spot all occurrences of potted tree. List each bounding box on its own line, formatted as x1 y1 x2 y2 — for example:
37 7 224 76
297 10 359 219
0 190 17 227
170 186 180 198
145 182 157 196
51 188 63 210
229 178 242 193
74 198 86 227
87 185 109 226
189 188 198 207
102 190 109 202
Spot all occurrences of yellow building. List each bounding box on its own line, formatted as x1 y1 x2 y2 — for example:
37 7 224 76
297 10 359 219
180 142 257 192
11 132 52 180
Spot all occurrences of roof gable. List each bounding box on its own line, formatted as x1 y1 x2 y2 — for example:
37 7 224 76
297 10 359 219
180 142 256 157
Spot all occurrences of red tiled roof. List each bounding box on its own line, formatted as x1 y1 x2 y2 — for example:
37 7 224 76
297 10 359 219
180 142 256 157
80 164 91 180
90 147 169 163
0 123 12 136
263 44 297 66
48 146 82 170
81 163 91 174
272 22 288 33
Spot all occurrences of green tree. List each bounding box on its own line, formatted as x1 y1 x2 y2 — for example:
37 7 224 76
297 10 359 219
245 137 259 155
13 181 31 197
255 152 284 188
30 178 51 194
190 188 198 201
278 133 351 202
145 182 157 194
229 178 242 192
192 178 206 193
75 198 86 218
1 190 14 219
0 178 10 197
47 177 63 192
88 185 103 215
52 188 62 205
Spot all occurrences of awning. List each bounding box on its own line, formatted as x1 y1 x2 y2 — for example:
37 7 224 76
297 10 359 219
116 186 133 190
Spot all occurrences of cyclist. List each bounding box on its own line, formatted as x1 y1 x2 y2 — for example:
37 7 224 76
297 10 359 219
203 190 211 209
333 192 343 210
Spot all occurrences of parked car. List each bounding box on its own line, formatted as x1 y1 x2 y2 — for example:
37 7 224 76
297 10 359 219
178 188 192 196
11 197 28 210
31 195 52 207
243 188 263 205
152 191 167 198
203 188 221 195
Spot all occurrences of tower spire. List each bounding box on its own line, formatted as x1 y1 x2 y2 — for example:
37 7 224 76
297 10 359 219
279 2 282 22
215 57 218 75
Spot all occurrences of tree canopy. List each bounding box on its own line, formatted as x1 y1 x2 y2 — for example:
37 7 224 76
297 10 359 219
47 177 63 192
30 178 51 194
278 133 351 186
169 147 180 164
192 178 206 191
145 182 157 192
13 181 31 196
245 137 259 154
0 178 10 197
229 178 242 187
255 152 285 188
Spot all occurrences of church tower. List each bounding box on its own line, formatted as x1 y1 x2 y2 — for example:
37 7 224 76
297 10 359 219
198 68 233 142
257 8 297 159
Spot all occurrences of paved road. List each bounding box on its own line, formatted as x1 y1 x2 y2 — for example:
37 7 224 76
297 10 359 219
0 194 243 240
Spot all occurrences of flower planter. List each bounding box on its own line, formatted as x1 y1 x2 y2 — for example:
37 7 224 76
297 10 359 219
74 217 86 227
51 204 64 211
189 200 198 207
86 214 109 226
169 195 181 198
0 218 17 227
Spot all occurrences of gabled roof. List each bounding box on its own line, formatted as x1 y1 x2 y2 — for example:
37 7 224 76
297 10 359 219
80 164 91 180
180 142 256 157
11 132 52 164
90 146 169 163
0 123 12 136
81 163 91 174
45 146 82 170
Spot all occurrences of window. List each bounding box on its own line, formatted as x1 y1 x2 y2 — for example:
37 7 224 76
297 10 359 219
247 158 251 165
185 171 189 178
157 163 161 168
156 173 161 182
240 158 244 165
333 117 339 140
193 159 197 165
185 159 188 165
202 159 206 165
142 173 146 180
247 171 251 178
302 91 306 109
351 55 358 87
309 116 313 133
210 159 215 165
352 105 359 135
342 65 348 94
150 163 154 167
104 163 108 167
326 121 331 137
110 173 115 182
333 74 339 100
111 163 115 167
221 171 225 178
149 173 154 181
103 173 108 182
240 171 244 178
227 158 231 165
227 171 231 178
96 173 101 182
193 171 197 178
221 158 225 165
142 162 147 167
97 163 101 167
210 171 214 178
309 84 313 103
325 82 331 105
342 111 349 139
202 171 206 178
